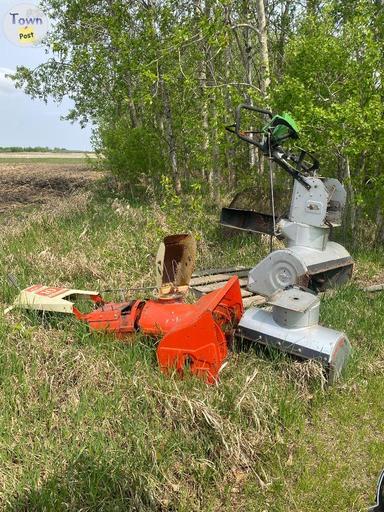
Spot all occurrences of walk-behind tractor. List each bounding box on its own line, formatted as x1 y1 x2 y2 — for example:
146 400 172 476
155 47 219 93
223 105 352 382
5 235 243 384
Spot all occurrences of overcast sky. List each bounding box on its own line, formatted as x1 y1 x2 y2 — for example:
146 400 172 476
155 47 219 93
0 0 92 150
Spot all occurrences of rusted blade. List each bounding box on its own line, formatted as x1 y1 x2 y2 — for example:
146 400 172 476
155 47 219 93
220 207 276 235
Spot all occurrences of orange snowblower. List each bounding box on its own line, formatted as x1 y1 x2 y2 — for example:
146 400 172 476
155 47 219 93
76 275 243 383
5 234 243 384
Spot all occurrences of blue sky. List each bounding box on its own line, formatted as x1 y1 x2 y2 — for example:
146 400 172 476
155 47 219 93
0 0 92 150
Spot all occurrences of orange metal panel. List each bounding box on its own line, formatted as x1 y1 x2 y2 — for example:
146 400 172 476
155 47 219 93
29 276 244 384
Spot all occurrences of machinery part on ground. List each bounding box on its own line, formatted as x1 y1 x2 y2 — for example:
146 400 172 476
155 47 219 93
247 245 353 296
221 103 354 380
4 284 103 315
5 274 243 384
156 233 196 297
238 286 351 383
369 470 384 512
80 276 243 384
222 104 354 294
364 283 384 293
221 207 277 236
246 176 353 295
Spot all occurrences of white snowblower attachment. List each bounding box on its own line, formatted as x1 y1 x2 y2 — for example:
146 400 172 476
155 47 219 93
247 175 353 296
224 104 352 383
238 286 351 383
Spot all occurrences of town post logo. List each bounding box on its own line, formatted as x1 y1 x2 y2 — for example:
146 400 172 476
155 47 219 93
3 3 49 47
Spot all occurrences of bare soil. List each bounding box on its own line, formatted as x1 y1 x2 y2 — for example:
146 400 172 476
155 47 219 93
0 163 100 213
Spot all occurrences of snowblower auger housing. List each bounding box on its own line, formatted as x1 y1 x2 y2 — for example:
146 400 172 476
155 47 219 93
78 275 243 383
238 286 351 384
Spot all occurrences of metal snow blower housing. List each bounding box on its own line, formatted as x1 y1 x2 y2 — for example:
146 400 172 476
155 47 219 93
79 275 243 384
222 104 353 294
5 235 243 384
238 286 351 383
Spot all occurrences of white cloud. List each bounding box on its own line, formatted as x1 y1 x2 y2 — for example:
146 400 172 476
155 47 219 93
0 67 18 94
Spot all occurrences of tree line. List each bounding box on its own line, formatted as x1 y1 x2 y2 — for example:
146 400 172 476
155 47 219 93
12 0 384 244
0 146 68 152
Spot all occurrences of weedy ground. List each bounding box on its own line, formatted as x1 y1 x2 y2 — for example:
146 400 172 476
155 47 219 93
0 161 383 511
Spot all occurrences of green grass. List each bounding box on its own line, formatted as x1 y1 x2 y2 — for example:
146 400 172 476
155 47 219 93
0 182 383 511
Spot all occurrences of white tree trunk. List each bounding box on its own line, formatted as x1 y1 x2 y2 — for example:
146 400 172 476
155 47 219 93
256 0 271 101
162 81 182 194
256 0 270 175
343 155 356 232
245 20 256 168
